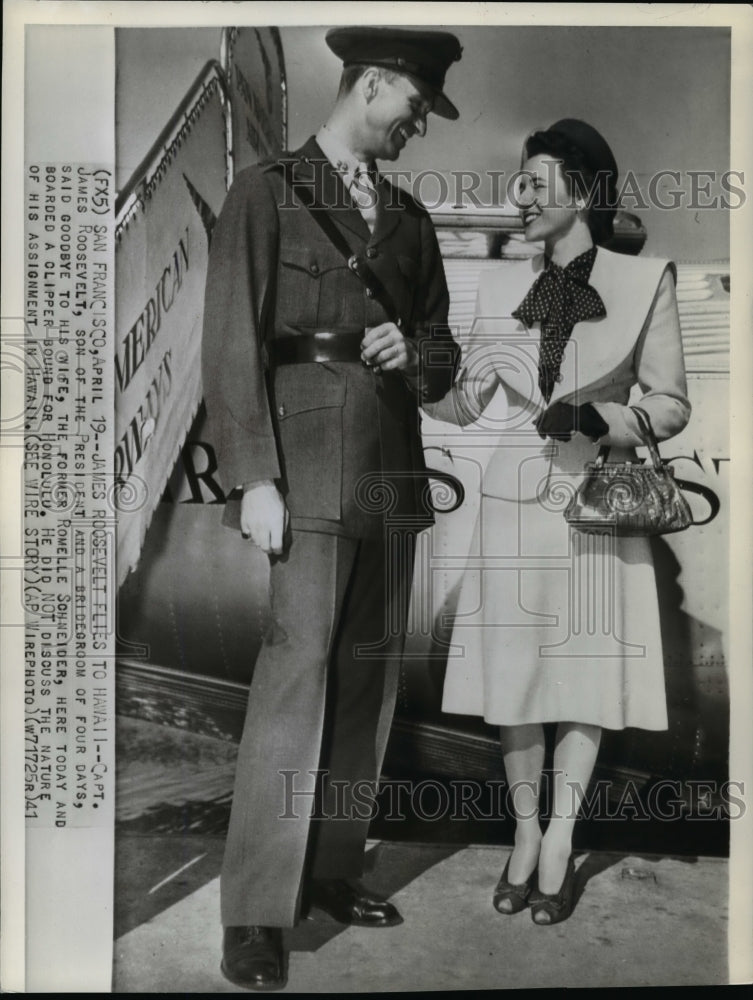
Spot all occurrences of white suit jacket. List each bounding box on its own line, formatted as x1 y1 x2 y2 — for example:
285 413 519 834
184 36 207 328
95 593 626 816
428 246 691 502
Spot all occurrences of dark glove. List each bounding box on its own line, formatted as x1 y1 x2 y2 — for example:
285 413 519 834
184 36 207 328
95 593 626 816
535 402 609 442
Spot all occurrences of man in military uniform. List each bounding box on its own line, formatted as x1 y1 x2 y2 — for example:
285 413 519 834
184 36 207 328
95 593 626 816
201 26 462 990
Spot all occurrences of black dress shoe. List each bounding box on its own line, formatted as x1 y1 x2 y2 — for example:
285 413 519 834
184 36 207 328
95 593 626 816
492 858 535 915
308 878 403 927
221 925 287 991
529 854 578 927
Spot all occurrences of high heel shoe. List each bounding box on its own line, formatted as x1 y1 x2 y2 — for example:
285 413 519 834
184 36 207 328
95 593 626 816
492 858 535 914
529 854 577 926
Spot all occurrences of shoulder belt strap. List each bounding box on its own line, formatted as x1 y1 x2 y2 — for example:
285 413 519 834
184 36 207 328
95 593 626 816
279 159 402 327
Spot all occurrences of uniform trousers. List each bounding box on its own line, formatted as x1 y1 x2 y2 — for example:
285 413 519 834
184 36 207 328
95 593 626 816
221 526 416 928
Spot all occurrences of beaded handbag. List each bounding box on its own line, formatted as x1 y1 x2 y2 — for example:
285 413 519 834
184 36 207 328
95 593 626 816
564 406 717 536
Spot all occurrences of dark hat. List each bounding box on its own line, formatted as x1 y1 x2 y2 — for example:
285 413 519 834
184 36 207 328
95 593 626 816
325 26 462 120
546 119 619 183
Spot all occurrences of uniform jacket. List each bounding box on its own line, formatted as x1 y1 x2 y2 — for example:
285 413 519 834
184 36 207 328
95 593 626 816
428 245 691 502
201 136 459 535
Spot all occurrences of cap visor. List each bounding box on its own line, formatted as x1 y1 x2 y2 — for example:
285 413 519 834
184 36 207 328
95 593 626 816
433 92 459 121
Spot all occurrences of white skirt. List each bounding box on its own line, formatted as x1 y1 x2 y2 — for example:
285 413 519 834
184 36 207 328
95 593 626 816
441 493 669 731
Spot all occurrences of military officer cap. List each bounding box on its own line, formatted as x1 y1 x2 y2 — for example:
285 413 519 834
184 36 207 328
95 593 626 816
325 26 462 120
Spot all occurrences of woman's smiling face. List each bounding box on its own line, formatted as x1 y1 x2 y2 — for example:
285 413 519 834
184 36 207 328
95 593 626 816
516 153 580 245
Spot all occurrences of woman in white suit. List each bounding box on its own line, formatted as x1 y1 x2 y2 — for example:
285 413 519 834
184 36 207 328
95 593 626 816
427 119 690 924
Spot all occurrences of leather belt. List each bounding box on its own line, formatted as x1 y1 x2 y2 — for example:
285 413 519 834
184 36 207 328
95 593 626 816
269 331 365 365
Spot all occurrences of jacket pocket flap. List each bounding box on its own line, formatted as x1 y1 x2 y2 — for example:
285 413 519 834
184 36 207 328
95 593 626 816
273 362 346 416
280 239 348 276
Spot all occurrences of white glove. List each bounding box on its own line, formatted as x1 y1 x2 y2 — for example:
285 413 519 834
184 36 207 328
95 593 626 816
240 480 289 555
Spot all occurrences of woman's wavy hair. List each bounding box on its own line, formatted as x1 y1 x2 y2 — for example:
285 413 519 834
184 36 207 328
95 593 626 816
522 128 618 245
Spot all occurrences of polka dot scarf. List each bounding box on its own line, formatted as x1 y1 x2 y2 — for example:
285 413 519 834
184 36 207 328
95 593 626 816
512 246 606 402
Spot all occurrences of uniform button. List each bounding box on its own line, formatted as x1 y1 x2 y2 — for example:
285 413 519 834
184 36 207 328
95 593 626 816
278 404 286 417
310 263 319 274
366 247 378 259
365 288 374 298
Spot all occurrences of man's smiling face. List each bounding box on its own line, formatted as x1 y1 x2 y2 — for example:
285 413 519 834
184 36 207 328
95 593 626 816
362 70 434 161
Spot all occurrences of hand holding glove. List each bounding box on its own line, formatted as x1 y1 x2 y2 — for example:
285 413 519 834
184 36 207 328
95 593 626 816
240 480 289 554
534 401 609 442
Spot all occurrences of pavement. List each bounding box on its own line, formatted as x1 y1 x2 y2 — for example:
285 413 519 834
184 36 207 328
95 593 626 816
113 841 730 991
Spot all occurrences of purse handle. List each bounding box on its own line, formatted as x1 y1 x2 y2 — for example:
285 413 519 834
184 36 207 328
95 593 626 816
593 405 661 469
630 405 664 470
593 404 720 527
